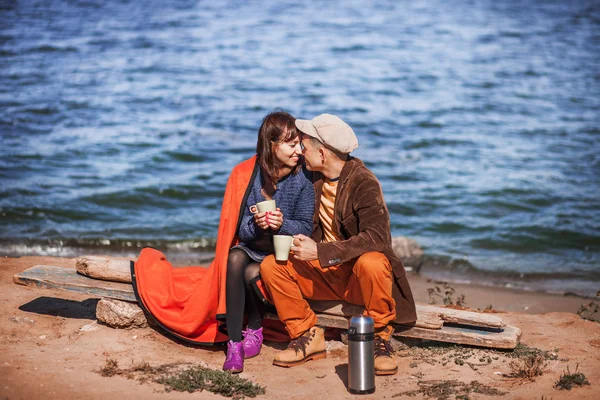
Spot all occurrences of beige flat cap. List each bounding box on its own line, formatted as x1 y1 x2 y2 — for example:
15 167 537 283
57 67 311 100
295 114 359 154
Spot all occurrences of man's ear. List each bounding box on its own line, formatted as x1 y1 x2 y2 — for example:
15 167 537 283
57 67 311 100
318 147 326 163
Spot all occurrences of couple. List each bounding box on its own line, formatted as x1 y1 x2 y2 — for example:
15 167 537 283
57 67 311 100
132 110 416 378
221 110 417 375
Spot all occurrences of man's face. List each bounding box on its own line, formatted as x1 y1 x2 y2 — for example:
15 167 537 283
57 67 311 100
300 134 322 171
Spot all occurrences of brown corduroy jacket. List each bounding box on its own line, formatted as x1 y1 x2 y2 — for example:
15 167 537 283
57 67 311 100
311 157 417 324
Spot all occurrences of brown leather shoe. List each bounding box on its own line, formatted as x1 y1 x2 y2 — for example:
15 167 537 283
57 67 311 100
273 326 326 367
374 325 398 376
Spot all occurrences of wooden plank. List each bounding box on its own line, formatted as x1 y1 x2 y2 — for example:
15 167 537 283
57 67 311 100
14 265 136 302
76 256 132 283
307 300 505 329
393 324 521 350
307 300 444 330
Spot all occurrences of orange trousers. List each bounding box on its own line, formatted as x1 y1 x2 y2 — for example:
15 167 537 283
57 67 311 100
260 252 396 339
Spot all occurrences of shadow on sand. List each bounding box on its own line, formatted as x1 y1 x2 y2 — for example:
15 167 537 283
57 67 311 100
19 296 98 319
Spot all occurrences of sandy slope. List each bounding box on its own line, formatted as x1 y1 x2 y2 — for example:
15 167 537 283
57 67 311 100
1 256 599 399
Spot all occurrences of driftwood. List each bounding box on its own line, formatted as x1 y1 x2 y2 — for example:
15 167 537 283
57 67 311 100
393 324 521 349
73 241 424 282
14 265 521 349
308 300 505 330
16 264 136 301
76 256 132 283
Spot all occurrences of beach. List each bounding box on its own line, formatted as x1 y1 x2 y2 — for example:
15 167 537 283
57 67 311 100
1 255 599 399
1 3 599 398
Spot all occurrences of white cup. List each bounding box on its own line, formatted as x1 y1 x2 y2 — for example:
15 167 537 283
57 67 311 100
273 235 293 262
256 199 276 213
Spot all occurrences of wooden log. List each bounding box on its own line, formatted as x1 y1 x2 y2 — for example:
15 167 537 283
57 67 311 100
75 240 423 281
417 304 505 329
76 256 132 283
14 265 137 302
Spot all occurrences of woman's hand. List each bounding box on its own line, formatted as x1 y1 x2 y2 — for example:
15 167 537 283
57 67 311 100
253 212 271 230
267 208 283 231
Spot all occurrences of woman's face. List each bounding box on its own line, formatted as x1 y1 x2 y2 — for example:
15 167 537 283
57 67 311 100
273 133 302 169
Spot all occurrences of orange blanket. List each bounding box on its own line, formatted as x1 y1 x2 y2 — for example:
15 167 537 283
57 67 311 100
132 156 259 344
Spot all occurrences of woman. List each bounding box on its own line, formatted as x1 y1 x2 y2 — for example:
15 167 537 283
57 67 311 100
223 111 314 373
132 111 313 373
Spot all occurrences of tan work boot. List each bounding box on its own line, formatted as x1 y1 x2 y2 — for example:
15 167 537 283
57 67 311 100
374 325 398 375
273 326 326 367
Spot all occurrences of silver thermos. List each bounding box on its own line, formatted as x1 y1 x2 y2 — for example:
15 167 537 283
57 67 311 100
347 315 375 394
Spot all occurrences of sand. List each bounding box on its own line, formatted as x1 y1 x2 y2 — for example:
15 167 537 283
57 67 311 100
1 255 599 399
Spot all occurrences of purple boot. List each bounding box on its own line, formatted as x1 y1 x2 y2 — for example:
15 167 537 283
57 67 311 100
242 327 263 359
223 340 244 373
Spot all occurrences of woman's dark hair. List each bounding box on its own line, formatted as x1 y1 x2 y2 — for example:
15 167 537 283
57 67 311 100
256 110 300 184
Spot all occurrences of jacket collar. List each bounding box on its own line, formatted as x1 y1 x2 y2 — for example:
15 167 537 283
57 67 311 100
338 156 359 185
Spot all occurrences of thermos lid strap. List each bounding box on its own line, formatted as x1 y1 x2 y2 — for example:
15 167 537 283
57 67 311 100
348 332 374 342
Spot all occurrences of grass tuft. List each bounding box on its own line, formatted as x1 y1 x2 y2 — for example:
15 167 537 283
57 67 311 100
508 354 547 380
554 364 590 391
393 379 505 400
156 365 266 398
507 343 559 361
397 341 555 372
99 358 119 377
95 359 265 399
427 282 466 307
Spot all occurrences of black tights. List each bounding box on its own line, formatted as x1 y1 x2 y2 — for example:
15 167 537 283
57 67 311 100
225 248 264 342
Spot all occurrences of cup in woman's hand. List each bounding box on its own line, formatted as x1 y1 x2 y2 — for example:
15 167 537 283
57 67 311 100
273 235 293 261
256 200 276 213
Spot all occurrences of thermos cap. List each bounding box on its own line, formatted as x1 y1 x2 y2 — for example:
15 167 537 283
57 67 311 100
348 315 374 335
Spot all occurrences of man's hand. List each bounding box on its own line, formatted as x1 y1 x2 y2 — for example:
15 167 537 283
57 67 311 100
291 234 318 261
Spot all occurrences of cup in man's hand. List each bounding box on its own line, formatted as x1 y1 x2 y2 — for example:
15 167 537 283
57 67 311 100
256 200 276 213
273 235 293 262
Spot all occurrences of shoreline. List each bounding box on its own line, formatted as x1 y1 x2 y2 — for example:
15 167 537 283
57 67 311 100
1 237 598 299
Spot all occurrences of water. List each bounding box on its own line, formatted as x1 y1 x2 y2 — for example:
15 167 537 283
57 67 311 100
1 0 599 296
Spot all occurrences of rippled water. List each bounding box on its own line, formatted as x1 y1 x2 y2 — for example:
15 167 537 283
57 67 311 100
1 0 599 296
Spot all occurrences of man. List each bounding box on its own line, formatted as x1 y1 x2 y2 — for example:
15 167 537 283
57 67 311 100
260 114 417 375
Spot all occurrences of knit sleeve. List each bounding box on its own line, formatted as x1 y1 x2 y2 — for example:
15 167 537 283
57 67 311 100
279 177 315 236
237 175 259 242
237 208 257 242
